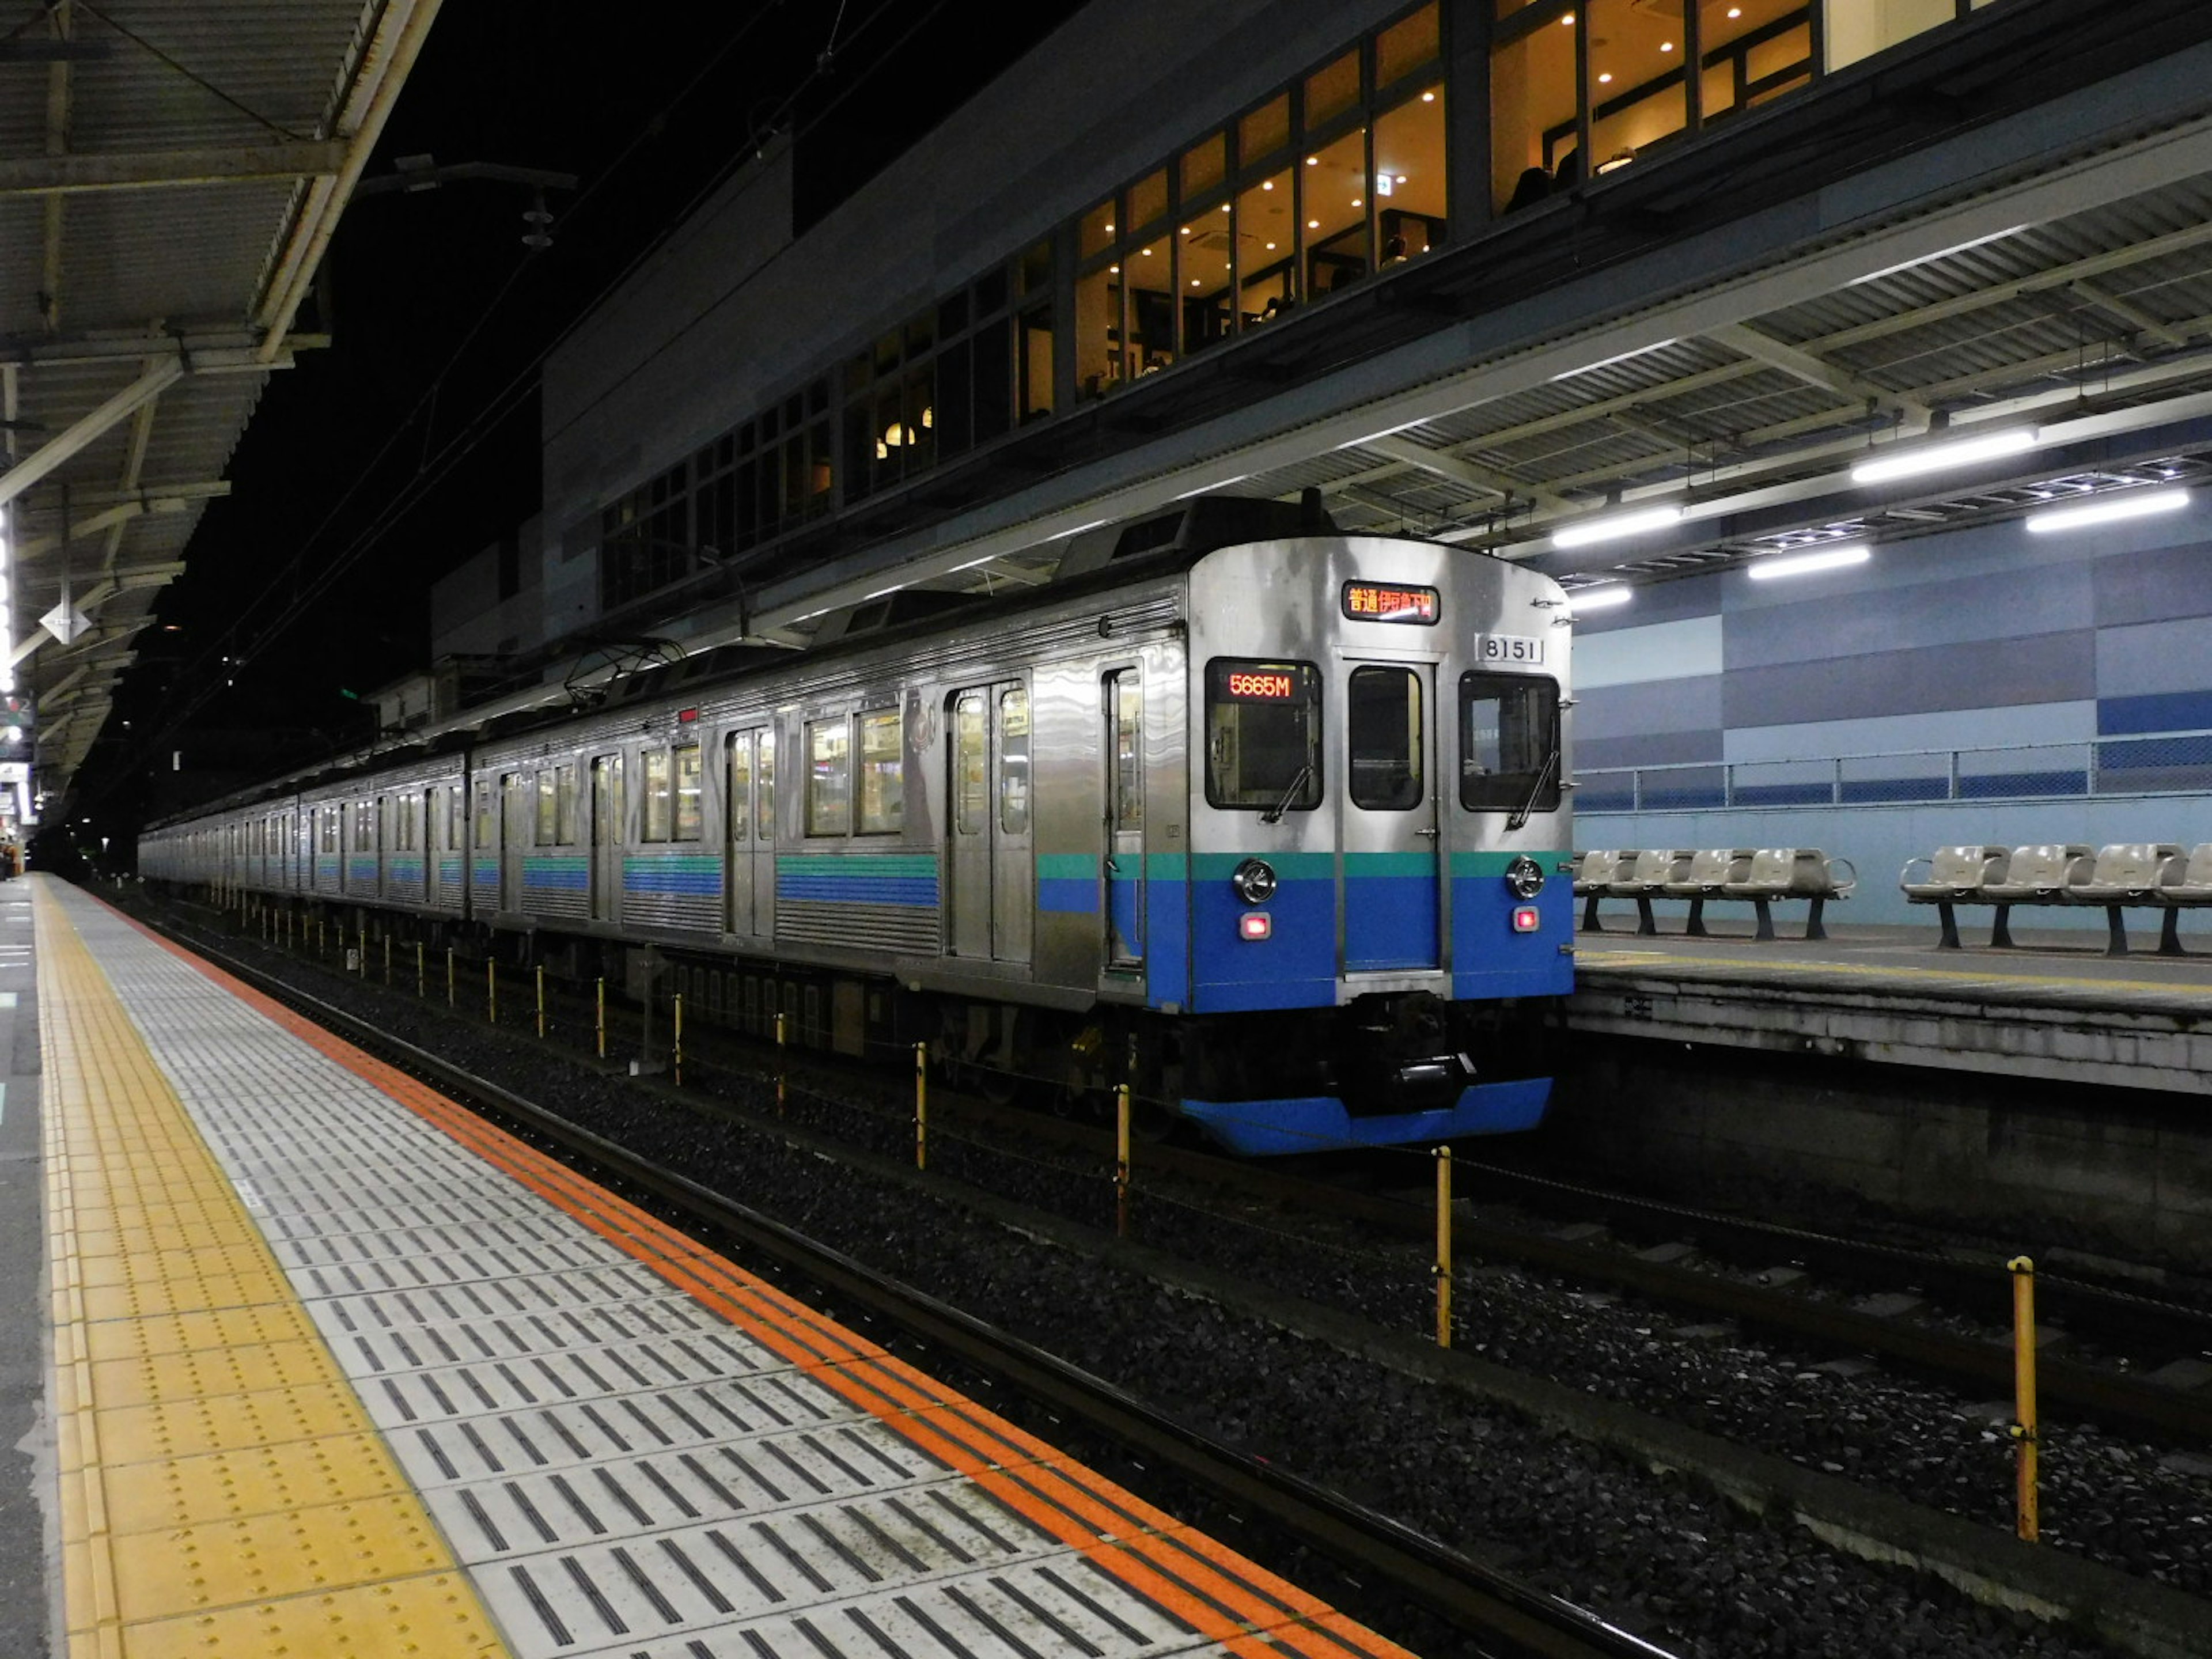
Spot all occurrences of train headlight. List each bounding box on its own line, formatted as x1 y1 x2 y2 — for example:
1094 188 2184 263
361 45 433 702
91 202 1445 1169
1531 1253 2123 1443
1231 858 1278 904
1504 854 1546 899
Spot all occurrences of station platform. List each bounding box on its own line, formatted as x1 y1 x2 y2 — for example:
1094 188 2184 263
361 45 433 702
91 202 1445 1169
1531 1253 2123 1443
1569 922 2212 1094
26 873 1411 1659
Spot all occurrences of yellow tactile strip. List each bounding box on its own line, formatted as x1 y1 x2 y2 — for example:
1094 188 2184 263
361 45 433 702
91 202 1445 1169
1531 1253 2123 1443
35 884 512 1658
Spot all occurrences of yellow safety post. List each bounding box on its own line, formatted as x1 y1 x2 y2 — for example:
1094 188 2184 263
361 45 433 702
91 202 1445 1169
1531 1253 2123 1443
2010 1255 2040 1543
775 1012 787 1113
446 946 456 1006
384 934 392 986
1435 1145 1453 1348
596 977 607 1059
487 960 497 1025
1115 1083 1132 1238
358 919 367 975
416 941 426 999
536 965 547 1040
914 1041 928 1170
673 994 684 1087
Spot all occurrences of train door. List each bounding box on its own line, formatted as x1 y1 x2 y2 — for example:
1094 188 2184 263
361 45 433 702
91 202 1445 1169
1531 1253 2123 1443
948 684 1034 963
1103 669 1145 971
724 729 774 938
1342 661 1442 971
500 772 526 911
590 753 624 922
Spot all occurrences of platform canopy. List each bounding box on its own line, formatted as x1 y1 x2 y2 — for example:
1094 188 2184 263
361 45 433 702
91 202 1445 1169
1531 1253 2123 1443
0 0 441 815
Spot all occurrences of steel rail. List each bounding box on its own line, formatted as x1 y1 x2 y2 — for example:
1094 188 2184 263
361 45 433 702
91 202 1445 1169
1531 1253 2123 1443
169 923 1677 1659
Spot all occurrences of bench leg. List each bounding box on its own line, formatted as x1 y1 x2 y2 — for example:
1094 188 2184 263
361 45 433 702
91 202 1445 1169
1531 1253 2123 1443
1936 901 1961 950
1636 896 1657 937
1990 903 2014 949
2160 910 2187 957
1686 897 1707 938
1805 896 1828 942
1581 892 1604 933
1752 897 1775 942
2105 903 2129 958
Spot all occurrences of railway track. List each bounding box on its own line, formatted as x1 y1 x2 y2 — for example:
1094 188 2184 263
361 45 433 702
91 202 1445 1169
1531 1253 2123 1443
161 911 1678 1659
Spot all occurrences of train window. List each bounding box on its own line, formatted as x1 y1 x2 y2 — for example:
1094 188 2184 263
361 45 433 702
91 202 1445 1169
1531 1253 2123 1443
475 786 495 850
729 735 752 842
999 688 1030 834
449 788 464 850
673 745 703 841
643 749 674 841
1111 674 1144 831
556 765 579 843
536 771 558 845
1349 666 1425 810
759 730 777 837
1205 659 1322 812
857 710 904 834
953 695 987 835
1459 672 1562 812
807 719 851 836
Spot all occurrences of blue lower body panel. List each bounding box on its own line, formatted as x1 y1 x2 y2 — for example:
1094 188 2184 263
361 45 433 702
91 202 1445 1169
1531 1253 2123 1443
1179 1078 1552 1156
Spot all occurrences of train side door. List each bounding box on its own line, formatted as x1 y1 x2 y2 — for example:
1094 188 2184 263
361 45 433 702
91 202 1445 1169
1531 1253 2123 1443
725 729 774 938
501 772 526 911
949 683 1034 964
1103 669 1145 972
590 753 624 922
1342 660 1442 971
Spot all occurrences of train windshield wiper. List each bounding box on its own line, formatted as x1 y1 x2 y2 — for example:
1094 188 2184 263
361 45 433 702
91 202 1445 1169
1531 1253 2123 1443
1505 747 1559 832
1261 764 1312 824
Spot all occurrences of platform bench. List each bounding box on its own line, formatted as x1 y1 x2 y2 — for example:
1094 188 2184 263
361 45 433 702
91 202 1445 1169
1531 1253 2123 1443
1576 847 1855 941
1900 842 2212 955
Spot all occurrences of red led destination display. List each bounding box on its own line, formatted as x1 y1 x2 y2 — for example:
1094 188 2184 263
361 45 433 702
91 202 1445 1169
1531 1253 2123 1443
1342 581 1440 624
1225 668 1298 701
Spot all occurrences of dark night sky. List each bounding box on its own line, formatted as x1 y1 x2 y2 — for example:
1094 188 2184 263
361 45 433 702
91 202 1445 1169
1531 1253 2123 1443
90 0 1089 828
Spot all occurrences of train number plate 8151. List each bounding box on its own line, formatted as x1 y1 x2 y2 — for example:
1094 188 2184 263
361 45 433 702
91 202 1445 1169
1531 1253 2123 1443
1474 634 1547 666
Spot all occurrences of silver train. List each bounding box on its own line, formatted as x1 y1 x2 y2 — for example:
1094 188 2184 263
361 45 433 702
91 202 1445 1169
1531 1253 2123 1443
142 497 1576 1154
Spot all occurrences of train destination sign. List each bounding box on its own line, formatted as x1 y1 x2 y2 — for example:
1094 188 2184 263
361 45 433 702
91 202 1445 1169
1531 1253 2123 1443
1341 581 1440 624
1225 668 1299 701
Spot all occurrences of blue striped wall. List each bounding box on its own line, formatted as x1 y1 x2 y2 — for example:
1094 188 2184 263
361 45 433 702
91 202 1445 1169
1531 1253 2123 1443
1578 502 2212 929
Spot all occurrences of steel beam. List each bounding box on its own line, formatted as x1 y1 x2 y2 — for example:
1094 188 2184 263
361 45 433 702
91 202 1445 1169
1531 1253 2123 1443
0 141 349 198
0 361 181 510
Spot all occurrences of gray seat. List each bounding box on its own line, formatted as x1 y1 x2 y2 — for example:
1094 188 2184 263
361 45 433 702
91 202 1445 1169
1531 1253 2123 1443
1970 844 2093 949
1662 849 1753 937
1899 844 2011 903
1722 847 1857 941
2151 843 2212 956
1607 848 1691 935
2065 843 2184 956
1574 849 1635 931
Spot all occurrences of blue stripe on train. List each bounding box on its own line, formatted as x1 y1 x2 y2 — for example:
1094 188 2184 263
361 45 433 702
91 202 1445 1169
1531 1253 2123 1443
778 876 938 906
1180 1078 1551 1155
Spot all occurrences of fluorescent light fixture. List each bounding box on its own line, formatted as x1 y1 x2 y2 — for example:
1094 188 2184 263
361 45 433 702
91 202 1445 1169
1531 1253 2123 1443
949 555 997 571
862 585 907 600
2025 487 2191 535
1850 428 2036 484
1550 503 1683 549
1567 585 1632 612
1747 543 1871 581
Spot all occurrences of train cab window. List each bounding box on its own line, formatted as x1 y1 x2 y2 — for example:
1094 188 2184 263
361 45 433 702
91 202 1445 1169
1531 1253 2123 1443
999 688 1030 834
1205 659 1322 812
536 771 558 845
1459 672 1562 813
806 719 851 836
556 765 579 843
857 710 903 834
1348 666 1425 810
673 745 703 841
643 749 674 841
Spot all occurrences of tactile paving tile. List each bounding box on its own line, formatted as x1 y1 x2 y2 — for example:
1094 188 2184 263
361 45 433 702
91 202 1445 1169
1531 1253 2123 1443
51 885 1416 1659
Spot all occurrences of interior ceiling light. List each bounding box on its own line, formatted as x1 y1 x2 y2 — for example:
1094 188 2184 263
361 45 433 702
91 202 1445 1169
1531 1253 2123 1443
1550 502 1683 549
2025 487 2191 534
1747 543 1872 581
1851 428 2037 484
1569 585 1633 611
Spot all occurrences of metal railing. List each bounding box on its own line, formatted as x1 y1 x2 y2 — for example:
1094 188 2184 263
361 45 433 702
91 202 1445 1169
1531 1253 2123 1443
1578 726 2212 814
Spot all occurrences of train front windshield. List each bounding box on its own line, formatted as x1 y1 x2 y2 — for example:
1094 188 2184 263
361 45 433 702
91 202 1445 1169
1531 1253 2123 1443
1205 659 1323 812
1459 672 1561 813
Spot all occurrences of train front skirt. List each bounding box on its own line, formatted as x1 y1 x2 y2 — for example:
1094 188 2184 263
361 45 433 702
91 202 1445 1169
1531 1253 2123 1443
1179 1077 1551 1156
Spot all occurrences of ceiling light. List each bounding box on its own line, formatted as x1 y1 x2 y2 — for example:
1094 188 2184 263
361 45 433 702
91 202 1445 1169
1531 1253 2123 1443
1306 156 1319 166
1351 197 1362 207
1308 218 1320 229
1265 240 1277 249
1562 12 1575 22
2025 487 2191 534
1550 503 1683 549
1727 6 1741 16
1850 429 2037 484
1747 544 1871 581
1421 90 1435 102
1661 40 1675 51
1262 180 1275 190
1598 72 1613 84
1109 264 1119 273
1104 221 1114 232
1569 585 1632 612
